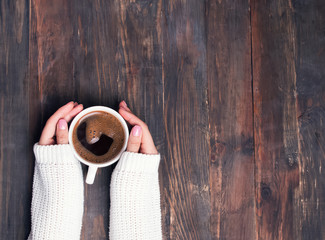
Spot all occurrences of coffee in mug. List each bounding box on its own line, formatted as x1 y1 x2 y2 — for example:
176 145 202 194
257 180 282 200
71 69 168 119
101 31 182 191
68 106 129 184
72 111 125 163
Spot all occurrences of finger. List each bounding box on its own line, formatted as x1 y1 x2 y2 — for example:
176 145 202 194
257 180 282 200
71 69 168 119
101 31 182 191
56 118 69 144
126 125 142 153
118 101 158 154
39 102 83 146
39 101 75 145
119 100 127 108
119 108 158 154
64 104 83 123
38 138 55 146
118 107 146 128
119 100 130 111
46 101 75 127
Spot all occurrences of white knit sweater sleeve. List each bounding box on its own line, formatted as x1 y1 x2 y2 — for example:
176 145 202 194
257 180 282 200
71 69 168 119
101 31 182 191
28 142 84 240
109 151 162 240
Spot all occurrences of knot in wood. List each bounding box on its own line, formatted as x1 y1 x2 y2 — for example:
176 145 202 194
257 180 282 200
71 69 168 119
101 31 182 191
287 152 298 167
261 186 272 200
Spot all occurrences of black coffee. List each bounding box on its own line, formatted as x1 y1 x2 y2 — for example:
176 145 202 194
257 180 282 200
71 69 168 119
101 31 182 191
72 111 125 163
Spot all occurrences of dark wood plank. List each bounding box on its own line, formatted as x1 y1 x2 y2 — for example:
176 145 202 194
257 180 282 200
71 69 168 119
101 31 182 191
294 1 325 239
70 1 120 239
251 0 300 239
29 1 116 239
160 1 211 239
0 0 31 239
111 0 166 236
207 1 255 239
29 0 76 127
112 0 164 146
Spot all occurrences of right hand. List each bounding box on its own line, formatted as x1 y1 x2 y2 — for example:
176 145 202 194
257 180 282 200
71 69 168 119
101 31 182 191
38 101 84 146
118 101 158 155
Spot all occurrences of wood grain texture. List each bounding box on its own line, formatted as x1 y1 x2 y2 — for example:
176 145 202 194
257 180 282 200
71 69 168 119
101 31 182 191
29 1 115 239
0 0 31 239
70 1 119 239
294 1 325 239
114 0 166 237
207 1 255 239
161 1 211 239
1 0 325 239
251 0 300 239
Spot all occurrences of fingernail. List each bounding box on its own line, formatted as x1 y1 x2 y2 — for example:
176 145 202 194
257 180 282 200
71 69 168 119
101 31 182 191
132 125 141 137
122 100 127 107
58 119 67 130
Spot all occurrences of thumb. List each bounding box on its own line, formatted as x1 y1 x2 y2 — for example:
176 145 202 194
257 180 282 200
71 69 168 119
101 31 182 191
126 125 142 153
56 118 69 144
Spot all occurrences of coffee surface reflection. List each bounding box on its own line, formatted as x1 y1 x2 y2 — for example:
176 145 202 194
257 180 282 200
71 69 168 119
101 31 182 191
77 121 113 156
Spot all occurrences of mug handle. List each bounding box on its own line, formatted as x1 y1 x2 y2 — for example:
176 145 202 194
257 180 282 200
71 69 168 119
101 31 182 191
86 166 98 184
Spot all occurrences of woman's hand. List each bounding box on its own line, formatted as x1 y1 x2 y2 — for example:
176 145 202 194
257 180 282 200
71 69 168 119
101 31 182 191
119 101 158 155
39 101 84 145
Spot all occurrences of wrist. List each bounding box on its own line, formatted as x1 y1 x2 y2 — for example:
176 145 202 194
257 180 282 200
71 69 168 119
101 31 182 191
114 151 161 173
33 142 79 164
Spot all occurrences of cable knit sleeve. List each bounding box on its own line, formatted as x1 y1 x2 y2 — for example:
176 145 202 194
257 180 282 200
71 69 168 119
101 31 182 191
28 142 84 240
109 151 162 240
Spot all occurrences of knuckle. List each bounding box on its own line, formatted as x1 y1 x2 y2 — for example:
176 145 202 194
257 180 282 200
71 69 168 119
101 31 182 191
57 138 67 144
129 142 140 148
127 141 140 151
56 135 65 141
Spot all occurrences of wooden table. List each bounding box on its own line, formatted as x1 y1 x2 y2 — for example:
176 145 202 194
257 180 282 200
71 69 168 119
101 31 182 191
1 0 324 239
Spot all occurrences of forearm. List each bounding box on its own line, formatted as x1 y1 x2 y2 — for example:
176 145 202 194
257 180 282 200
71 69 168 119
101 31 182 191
109 151 162 240
28 143 84 240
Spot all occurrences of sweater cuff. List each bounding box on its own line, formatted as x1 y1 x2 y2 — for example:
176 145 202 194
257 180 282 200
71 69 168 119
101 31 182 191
33 142 79 165
114 151 161 173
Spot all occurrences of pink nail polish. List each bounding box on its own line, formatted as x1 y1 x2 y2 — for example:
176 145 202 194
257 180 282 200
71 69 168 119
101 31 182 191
58 119 67 130
132 125 141 136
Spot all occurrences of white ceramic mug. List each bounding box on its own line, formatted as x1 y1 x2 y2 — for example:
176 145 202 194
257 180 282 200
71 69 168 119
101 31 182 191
68 106 129 184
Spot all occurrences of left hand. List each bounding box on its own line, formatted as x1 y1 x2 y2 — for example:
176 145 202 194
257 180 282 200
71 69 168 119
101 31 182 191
39 101 84 145
118 101 158 154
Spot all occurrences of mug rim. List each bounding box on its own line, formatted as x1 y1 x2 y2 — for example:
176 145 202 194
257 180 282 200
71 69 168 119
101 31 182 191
68 106 129 168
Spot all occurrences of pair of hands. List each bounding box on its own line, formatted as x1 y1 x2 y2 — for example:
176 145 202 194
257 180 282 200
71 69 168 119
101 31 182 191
38 101 158 155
